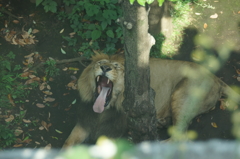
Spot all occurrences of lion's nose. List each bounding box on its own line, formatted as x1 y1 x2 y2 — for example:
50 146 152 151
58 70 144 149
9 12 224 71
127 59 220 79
100 65 112 72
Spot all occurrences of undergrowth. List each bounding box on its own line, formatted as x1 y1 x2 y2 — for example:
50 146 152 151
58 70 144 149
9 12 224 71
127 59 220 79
37 0 123 58
0 124 16 149
0 51 38 148
0 51 27 107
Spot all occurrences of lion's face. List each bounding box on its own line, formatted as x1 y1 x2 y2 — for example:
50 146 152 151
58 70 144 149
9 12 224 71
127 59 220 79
78 53 125 113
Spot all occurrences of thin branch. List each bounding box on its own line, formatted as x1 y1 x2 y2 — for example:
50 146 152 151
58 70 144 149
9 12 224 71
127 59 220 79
55 57 90 65
30 57 91 71
0 8 21 20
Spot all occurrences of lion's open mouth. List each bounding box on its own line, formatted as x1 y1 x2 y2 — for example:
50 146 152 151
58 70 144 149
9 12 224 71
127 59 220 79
93 75 113 113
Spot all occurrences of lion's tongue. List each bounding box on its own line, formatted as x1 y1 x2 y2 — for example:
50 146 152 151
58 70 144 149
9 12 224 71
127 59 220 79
93 87 110 113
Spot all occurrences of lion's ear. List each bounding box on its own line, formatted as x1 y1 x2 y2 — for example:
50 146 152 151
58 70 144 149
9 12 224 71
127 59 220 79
111 54 125 64
91 51 109 62
92 50 100 55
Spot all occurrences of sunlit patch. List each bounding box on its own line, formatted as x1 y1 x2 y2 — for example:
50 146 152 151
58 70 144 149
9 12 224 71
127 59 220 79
89 136 117 158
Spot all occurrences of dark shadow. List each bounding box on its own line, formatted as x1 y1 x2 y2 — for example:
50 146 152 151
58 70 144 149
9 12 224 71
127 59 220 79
174 27 198 61
148 0 174 36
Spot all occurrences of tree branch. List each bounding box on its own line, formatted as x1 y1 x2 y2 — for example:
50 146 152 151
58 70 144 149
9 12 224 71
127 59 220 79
0 8 21 20
30 57 90 71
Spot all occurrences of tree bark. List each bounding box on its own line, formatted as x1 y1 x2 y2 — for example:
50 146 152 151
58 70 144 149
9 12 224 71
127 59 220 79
121 0 158 143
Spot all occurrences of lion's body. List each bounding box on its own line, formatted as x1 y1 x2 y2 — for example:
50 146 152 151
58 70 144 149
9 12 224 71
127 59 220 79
63 54 239 148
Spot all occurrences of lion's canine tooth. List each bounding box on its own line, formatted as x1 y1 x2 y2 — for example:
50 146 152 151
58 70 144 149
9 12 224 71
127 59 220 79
98 86 101 93
107 79 110 84
97 76 100 82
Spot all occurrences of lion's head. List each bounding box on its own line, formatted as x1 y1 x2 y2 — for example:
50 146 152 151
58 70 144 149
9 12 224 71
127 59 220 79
78 53 125 113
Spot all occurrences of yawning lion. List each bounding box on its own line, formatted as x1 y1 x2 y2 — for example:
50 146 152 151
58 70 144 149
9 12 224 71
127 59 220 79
63 53 239 147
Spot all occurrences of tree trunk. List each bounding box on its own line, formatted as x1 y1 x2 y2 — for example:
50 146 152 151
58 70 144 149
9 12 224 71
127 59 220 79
121 0 158 143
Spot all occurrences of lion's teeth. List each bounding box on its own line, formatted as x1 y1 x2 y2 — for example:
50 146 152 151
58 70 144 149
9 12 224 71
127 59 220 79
98 86 101 93
107 79 110 84
97 76 100 82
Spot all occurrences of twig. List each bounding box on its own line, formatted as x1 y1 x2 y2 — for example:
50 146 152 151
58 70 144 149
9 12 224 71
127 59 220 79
0 8 21 20
55 57 90 66
30 57 91 71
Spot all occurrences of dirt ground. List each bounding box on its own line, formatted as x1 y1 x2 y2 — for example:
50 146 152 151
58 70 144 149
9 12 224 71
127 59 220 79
0 0 240 149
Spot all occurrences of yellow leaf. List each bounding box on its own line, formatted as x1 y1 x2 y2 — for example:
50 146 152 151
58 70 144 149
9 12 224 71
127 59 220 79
204 23 208 29
32 29 40 34
68 67 79 71
36 103 45 108
211 122 218 128
23 119 31 123
210 13 218 19
59 29 64 33
55 129 63 134
5 115 14 122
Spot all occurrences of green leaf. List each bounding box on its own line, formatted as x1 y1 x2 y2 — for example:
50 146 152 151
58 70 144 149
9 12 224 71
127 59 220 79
42 0 57 13
146 0 154 4
115 27 122 38
6 51 15 59
63 0 75 6
13 65 21 71
28 28 32 35
137 0 145 6
36 0 43 6
106 30 114 38
157 0 165 6
61 48 66 54
55 129 63 134
88 24 97 30
49 1 57 13
101 21 108 30
72 99 77 104
91 30 102 40
129 0 135 5
85 4 99 16
4 61 11 71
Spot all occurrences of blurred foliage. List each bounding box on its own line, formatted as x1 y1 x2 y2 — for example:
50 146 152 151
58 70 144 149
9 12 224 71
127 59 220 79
61 136 133 159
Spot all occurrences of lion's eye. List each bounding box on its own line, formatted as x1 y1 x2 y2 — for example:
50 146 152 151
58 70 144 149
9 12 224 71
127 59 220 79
98 60 108 65
97 61 102 65
113 63 120 68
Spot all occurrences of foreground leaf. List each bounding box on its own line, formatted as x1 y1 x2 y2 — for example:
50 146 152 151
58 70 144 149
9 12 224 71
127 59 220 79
157 0 165 6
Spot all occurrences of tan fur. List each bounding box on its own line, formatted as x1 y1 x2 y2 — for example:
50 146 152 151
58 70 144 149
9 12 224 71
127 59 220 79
63 124 88 148
63 53 239 148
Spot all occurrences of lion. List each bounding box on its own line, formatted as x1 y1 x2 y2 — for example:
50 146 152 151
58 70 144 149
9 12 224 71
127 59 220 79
63 53 240 148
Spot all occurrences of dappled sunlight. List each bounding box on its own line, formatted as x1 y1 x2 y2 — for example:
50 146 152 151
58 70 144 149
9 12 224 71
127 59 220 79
191 35 231 72
89 136 117 158
168 126 198 141
232 111 240 139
